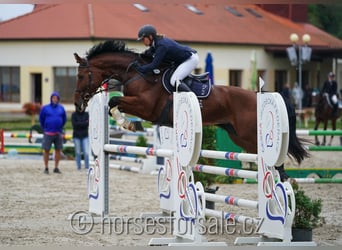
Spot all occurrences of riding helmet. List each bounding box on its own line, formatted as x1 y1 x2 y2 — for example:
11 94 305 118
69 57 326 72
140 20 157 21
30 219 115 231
137 25 157 40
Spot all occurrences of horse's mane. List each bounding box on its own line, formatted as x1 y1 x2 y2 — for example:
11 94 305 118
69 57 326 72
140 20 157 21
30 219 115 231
86 40 136 60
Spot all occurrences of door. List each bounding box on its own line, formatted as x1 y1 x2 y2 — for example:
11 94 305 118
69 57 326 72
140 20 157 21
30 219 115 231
31 73 42 103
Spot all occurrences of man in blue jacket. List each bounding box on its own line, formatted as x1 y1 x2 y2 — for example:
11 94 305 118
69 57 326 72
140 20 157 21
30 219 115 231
136 24 198 92
39 92 67 174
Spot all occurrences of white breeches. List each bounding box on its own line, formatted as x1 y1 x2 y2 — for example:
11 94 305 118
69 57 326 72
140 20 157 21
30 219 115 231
332 94 338 104
170 53 199 86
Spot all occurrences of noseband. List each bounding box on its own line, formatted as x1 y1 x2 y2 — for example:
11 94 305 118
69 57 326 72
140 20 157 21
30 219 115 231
75 58 145 108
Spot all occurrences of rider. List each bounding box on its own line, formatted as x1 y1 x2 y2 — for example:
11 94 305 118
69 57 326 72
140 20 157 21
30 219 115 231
135 24 198 92
321 72 338 116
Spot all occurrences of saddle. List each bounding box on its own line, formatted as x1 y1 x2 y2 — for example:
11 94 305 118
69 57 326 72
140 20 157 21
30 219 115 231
322 93 341 108
161 68 212 98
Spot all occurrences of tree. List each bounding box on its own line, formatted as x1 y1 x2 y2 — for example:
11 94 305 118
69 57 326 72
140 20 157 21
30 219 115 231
308 4 342 39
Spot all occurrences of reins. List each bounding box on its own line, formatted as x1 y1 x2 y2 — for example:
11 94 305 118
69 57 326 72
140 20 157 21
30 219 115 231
76 57 145 106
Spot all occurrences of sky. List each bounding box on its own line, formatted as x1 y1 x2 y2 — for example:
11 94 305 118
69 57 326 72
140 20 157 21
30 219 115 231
0 4 34 22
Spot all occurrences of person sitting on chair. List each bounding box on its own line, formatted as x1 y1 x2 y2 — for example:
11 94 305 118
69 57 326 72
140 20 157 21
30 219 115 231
135 24 198 92
321 72 338 116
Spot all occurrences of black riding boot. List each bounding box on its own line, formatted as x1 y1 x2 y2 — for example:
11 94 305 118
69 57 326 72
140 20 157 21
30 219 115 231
333 104 338 117
177 82 191 92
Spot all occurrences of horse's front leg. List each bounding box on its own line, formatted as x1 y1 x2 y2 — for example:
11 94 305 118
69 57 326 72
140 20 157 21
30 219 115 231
322 121 328 146
108 96 144 132
328 119 337 146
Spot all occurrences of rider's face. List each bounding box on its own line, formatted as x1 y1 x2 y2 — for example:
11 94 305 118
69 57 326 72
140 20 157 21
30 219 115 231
142 35 153 47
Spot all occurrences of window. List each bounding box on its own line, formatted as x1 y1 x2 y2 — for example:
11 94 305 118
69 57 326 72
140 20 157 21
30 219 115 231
275 70 287 92
229 70 242 87
185 4 203 15
225 6 243 17
53 67 77 103
245 8 263 18
0 67 20 102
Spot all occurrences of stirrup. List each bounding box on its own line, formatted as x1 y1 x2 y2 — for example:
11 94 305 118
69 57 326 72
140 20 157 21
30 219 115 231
176 80 191 92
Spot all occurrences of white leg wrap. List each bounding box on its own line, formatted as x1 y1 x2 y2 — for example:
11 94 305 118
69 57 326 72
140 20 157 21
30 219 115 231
110 107 134 131
110 107 126 126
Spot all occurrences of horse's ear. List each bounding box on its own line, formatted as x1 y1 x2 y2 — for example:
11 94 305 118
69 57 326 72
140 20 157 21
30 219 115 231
74 53 83 64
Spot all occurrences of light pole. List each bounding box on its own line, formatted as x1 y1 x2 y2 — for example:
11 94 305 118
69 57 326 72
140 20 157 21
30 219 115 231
286 33 312 127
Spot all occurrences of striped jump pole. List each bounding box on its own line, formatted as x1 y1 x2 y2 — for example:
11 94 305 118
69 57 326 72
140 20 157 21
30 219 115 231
296 129 342 136
110 155 143 163
205 208 259 225
244 177 342 184
109 164 140 173
205 192 258 209
103 144 173 158
3 132 72 140
200 149 257 163
307 145 342 151
294 178 342 184
193 164 257 179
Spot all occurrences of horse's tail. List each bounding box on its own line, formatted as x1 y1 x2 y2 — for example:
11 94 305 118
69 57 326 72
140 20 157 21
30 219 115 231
284 97 310 164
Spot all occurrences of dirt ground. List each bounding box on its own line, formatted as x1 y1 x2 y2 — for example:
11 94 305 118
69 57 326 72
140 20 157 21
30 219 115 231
0 135 341 246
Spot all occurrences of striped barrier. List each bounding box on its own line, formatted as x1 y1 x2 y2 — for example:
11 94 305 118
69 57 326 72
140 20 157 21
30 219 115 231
2 132 72 140
297 129 342 148
0 130 73 155
244 177 342 184
2 142 74 154
307 145 342 151
296 130 342 136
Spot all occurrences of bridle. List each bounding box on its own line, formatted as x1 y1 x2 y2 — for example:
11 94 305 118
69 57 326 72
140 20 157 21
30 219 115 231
75 58 122 108
75 57 147 109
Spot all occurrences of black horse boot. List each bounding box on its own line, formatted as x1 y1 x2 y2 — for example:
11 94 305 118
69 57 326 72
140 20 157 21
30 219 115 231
177 82 191 92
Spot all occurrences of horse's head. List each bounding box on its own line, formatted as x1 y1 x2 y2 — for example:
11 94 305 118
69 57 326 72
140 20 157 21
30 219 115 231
73 53 101 112
73 40 142 112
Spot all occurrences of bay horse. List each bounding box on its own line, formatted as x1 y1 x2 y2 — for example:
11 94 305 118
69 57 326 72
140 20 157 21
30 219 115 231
314 93 341 145
74 40 309 179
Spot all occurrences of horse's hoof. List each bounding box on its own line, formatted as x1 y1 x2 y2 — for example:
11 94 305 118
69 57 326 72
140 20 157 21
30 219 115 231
133 121 145 132
128 123 136 132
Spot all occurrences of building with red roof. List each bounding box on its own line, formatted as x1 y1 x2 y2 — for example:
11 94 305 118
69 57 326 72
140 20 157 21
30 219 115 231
0 3 341 112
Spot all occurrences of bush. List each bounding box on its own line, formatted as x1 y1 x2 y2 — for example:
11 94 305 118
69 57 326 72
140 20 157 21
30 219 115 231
291 180 322 229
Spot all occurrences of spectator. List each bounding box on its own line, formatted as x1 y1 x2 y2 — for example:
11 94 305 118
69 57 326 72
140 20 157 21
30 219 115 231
71 107 89 171
302 84 312 108
281 83 291 100
292 82 303 109
39 92 67 174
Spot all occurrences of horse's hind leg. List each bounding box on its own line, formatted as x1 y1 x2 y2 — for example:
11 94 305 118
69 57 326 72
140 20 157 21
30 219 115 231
328 119 337 146
314 120 320 145
275 164 289 182
322 121 329 146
